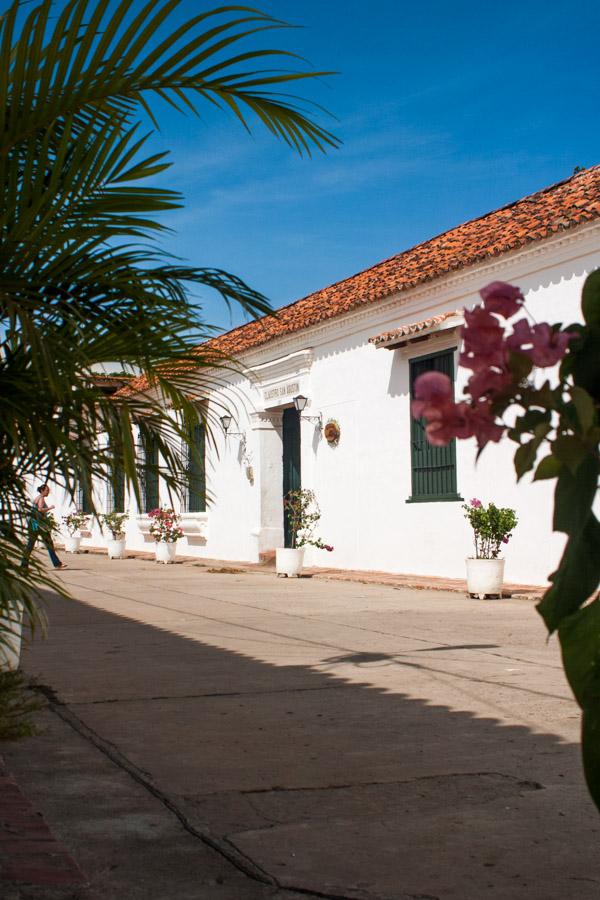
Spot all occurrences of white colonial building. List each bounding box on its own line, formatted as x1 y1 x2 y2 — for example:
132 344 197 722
54 166 600 586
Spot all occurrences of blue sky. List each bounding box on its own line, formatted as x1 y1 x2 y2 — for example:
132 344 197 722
144 0 600 332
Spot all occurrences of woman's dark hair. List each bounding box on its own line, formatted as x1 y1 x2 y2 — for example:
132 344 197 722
36 484 48 493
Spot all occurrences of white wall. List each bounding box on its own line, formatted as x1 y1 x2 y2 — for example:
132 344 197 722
297 233 598 585
49 223 600 584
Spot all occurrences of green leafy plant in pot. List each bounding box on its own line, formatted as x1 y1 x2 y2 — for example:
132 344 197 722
62 509 90 553
277 489 333 577
463 499 517 559
100 512 128 559
100 512 128 539
62 510 89 537
462 498 518 599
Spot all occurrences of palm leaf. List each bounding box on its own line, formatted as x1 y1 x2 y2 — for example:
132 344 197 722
0 0 337 659
0 0 340 157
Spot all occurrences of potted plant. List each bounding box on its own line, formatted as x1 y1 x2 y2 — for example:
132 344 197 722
100 511 128 559
277 489 333 577
148 507 184 564
463 498 518 598
62 510 89 553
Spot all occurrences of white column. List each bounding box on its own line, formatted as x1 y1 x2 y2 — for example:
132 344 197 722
250 411 284 552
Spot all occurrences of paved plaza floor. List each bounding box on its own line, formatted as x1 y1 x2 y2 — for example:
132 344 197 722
1 552 599 899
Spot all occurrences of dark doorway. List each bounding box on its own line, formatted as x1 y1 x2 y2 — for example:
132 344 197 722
282 407 301 547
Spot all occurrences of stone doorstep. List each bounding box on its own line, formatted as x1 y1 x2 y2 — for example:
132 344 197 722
0 757 86 888
60 544 546 600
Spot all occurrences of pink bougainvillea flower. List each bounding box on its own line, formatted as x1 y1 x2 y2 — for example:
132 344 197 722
461 306 505 353
507 320 577 366
412 357 505 450
460 306 508 372
470 498 482 508
479 281 524 319
505 317 533 351
417 396 505 449
413 370 453 402
467 401 505 448
467 366 514 401
527 325 576 366
423 400 471 445
411 371 453 419
459 347 508 373
423 398 503 447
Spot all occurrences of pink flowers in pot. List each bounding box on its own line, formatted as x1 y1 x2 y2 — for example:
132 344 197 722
148 507 184 543
463 498 518 559
411 281 577 449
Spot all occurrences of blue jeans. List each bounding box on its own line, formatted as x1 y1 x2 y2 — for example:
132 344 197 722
21 527 62 568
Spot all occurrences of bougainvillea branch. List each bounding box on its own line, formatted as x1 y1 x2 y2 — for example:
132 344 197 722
412 273 600 812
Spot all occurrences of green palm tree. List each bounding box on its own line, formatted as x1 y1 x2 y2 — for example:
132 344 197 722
0 0 339 653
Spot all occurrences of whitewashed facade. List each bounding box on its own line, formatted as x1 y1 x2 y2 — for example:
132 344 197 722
51 192 600 587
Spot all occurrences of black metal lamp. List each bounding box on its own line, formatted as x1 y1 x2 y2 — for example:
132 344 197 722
292 395 322 428
220 413 246 448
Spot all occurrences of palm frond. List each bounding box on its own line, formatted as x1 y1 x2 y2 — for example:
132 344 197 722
0 0 337 647
0 0 340 158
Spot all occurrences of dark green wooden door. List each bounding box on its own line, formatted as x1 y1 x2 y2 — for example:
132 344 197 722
143 437 159 512
112 463 125 512
187 423 206 512
409 348 459 501
76 479 93 514
282 407 301 547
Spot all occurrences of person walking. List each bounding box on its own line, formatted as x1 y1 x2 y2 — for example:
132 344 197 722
21 484 67 570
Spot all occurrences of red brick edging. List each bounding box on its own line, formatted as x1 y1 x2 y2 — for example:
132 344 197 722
0 755 86 887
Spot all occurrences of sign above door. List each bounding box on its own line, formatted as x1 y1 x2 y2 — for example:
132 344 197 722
263 381 300 404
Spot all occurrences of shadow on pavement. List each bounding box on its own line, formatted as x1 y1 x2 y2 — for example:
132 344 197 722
13 589 600 900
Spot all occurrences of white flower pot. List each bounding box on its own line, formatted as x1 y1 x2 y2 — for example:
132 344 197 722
107 538 126 559
64 535 82 553
466 557 505 599
155 541 177 564
0 603 24 671
276 547 305 577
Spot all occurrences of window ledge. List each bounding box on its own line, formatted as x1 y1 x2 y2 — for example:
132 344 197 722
136 512 208 536
180 512 208 535
406 494 464 504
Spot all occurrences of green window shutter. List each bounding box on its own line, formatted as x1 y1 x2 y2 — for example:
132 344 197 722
76 480 93 514
186 423 206 513
111 463 125 513
142 437 159 512
408 348 461 503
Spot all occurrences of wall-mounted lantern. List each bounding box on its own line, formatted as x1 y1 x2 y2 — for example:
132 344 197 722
220 413 246 449
293 395 322 428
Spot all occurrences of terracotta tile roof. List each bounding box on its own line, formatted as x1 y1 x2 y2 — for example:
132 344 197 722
369 310 464 349
88 373 133 395
120 165 600 396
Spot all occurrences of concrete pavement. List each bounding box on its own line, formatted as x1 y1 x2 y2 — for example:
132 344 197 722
2 552 599 899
